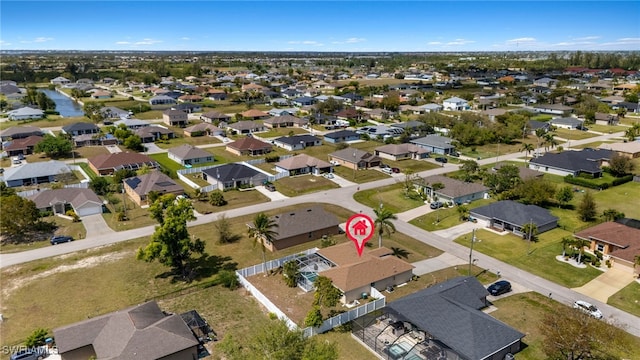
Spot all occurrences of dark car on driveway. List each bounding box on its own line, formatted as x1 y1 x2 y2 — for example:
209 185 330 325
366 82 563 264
50 235 73 245
391 167 400 173
264 183 276 192
487 280 512 296
435 157 448 163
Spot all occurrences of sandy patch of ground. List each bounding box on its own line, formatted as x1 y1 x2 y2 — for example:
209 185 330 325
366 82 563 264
1 251 130 302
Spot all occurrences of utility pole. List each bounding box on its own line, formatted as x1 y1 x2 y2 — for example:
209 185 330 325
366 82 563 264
468 229 476 276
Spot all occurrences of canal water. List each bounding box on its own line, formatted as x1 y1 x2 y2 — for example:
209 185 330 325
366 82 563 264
39 89 85 117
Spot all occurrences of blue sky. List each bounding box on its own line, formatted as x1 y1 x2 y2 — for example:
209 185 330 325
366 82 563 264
1 1 639 52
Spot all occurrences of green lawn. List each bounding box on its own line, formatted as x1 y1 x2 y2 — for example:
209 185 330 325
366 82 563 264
587 124 629 134
454 228 603 288
553 128 599 140
607 281 640 317
102 197 158 231
353 183 425 214
191 188 271 215
148 153 185 172
332 166 389 183
409 198 495 231
152 134 222 149
0 216 87 254
490 292 640 360
274 174 340 197
77 162 99 180
459 138 537 160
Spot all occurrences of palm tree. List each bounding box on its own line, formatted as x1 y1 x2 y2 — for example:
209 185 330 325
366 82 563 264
535 128 546 154
374 206 397 248
561 236 573 257
456 204 470 221
391 247 410 259
520 143 534 162
247 212 279 273
572 238 590 264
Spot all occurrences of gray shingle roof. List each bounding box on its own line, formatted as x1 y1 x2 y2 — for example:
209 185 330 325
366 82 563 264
27 188 102 209
168 144 212 160
3 160 70 182
410 135 455 150
274 134 320 146
386 276 524 360
470 200 558 228
271 205 339 240
529 149 612 174
124 171 183 197
62 122 100 133
202 163 261 182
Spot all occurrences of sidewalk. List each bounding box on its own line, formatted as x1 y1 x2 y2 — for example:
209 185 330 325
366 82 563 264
411 252 467 276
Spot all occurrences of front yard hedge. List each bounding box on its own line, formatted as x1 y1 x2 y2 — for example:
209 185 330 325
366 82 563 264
563 174 633 190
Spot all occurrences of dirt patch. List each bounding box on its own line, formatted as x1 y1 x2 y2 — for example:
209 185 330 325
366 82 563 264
1 251 130 304
246 273 316 325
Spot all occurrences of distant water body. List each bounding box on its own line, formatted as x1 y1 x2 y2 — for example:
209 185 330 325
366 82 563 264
39 89 84 117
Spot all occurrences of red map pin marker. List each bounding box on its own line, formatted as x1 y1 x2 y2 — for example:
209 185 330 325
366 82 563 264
346 213 375 256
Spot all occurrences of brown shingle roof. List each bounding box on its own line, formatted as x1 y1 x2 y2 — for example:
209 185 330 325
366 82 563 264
89 152 157 171
28 188 102 209
3 135 43 151
271 205 339 240
318 242 414 292
375 143 429 156
227 137 272 151
274 154 331 170
168 144 211 160
241 109 269 118
124 171 183 197
575 221 640 249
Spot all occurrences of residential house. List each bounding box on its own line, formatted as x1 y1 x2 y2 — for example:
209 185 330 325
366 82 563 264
226 137 272 156
178 94 203 103
292 96 317 107
318 242 414 303
207 89 227 101
61 122 100 136
200 111 231 124
149 94 177 105
3 160 71 187
356 125 404 139
100 106 130 120
274 154 332 176
50 76 71 85
172 102 202 114
328 148 382 169
123 171 184 206
410 135 456 155
416 175 489 205
163 109 188 127
470 200 559 235
533 104 574 116
442 97 470 111
53 301 199 360
268 107 297 117
533 77 557 87
527 120 551 134
366 108 393 121
7 107 45 121
375 143 430 161
201 163 269 191
390 120 428 135
90 90 112 99
114 118 151 130
168 144 213 166
335 107 363 122
88 152 159 176
27 188 103 217
240 109 269 120
370 276 524 360
3 135 43 156
263 114 308 129
528 149 613 177
574 221 640 275
549 117 584 130
323 130 360 144
227 120 266 135
134 125 175 143
594 112 619 126
255 205 341 251
273 134 322 151
598 141 640 158
73 133 119 147
183 123 223 137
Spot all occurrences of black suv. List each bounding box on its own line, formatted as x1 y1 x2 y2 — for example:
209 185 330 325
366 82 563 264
264 183 276 192
435 157 448 163
487 280 512 296
50 235 73 245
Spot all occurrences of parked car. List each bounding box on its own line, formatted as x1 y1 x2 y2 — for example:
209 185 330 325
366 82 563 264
450 151 460 157
264 183 276 192
329 160 340 166
487 280 512 296
391 167 400 173
435 157 448 163
381 167 393 174
430 201 443 209
323 173 335 179
11 348 47 360
573 300 603 319
50 235 73 245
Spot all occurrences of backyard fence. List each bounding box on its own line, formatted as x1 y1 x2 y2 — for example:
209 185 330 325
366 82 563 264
17 182 89 198
236 248 387 338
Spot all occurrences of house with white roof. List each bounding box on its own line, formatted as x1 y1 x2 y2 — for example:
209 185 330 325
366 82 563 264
7 107 45 121
442 97 470 111
3 160 72 187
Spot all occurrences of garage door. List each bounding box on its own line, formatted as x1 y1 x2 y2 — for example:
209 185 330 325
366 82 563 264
75 205 103 217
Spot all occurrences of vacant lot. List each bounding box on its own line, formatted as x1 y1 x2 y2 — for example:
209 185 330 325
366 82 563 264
454 228 602 288
607 281 640 317
354 182 425 213
553 128 599 140
275 174 340 196
191 188 271 214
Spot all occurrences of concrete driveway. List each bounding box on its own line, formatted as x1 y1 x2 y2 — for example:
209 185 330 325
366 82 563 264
572 267 636 303
433 221 481 240
411 252 467 276
254 186 289 201
82 214 114 238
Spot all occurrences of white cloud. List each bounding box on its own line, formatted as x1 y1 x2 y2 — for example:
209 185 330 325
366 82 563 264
427 41 442 45
287 40 323 46
332 37 366 44
115 41 131 45
505 37 536 44
134 38 162 45
181 37 190 41
20 37 54 44
572 36 601 41
0 40 11 46
446 38 475 46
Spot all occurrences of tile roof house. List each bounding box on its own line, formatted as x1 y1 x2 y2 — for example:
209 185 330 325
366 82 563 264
0 126 43 141
200 111 231 124
27 188 103 217
226 137 272 156
329 148 382 170
317 242 415 303
61 122 101 136
183 123 224 137
167 144 213 166
574 221 640 274
410 135 456 155
528 149 613 177
162 109 188 127
257 205 342 251
202 163 269 191
375 143 430 161
380 276 524 360
274 154 332 176
88 152 159 176
470 200 558 236
3 160 72 188
3 135 43 156
123 171 184 206
263 114 308 129
272 134 321 151
53 301 199 360
416 175 488 205
227 120 266 135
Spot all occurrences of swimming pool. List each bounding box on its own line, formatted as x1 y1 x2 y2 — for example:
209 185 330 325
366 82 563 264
301 272 318 282
385 341 412 360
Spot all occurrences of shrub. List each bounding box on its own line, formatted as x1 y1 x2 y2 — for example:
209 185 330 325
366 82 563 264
215 270 239 290
208 190 227 206
66 210 80 222
25 328 48 347
268 312 278 320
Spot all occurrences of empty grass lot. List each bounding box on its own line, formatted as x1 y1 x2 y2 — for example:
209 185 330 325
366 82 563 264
607 281 640 317
490 292 640 360
274 174 340 196
0 216 86 254
191 188 271 214
459 138 537 160
454 228 602 288
552 128 599 141
354 183 425 214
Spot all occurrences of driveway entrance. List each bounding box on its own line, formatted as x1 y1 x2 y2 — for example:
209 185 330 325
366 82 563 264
572 267 635 303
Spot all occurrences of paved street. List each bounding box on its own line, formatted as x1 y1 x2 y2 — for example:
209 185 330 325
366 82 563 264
1 130 638 337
